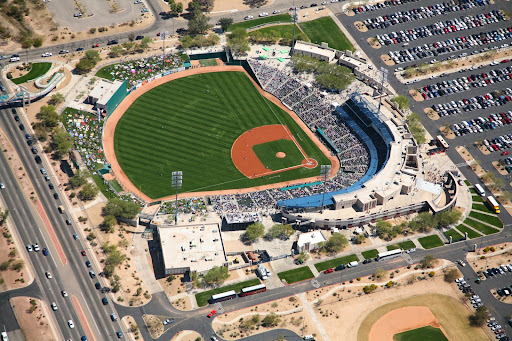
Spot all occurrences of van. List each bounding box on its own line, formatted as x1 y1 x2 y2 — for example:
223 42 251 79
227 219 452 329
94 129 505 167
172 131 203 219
58 205 65 213
304 335 315 340
347 261 358 268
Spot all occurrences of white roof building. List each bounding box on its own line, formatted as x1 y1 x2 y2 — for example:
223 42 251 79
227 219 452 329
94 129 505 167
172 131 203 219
294 41 336 62
297 230 326 252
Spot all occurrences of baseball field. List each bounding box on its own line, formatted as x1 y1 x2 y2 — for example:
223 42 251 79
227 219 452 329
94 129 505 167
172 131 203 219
113 70 332 199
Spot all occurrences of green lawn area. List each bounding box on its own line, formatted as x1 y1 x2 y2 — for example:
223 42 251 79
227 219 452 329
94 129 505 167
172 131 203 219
393 326 448 341
468 211 503 228
418 235 444 249
253 139 305 170
464 180 470 186
92 173 116 200
299 17 354 51
361 249 378 259
472 195 483 203
455 224 481 239
278 266 314 284
195 279 261 307
228 14 293 31
469 187 477 194
464 218 499 235
251 24 300 37
11 62 52 84
114 71 331 199
386 240 416 251
444 229 463 241
95 64 117 80
108 179 123 192
472 203 494 213
314 254 359 272
199 59 218 67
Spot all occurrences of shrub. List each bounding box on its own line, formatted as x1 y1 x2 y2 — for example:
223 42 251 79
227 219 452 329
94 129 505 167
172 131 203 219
429 271 435 277
490 247 496 252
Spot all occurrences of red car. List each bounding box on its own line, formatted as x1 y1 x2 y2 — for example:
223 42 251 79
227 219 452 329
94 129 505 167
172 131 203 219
501 151 510 155
324 268 334 274
208 310 217 318
81 250 86 256
92 43 99 48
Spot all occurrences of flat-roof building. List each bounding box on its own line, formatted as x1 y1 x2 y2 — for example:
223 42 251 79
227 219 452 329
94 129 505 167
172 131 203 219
297 230 326 253
159 223 227 275
293 41 336 63
88 79 126 115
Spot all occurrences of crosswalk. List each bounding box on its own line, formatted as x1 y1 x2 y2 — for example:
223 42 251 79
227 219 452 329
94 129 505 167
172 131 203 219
402 253 414 264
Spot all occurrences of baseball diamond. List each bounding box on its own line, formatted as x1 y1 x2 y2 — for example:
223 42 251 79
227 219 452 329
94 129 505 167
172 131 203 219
105 67 337 200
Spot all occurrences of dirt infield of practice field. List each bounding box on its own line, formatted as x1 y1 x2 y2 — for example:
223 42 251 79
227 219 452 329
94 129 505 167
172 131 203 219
369 306 447 341
231 124 318 178
103 66 339 203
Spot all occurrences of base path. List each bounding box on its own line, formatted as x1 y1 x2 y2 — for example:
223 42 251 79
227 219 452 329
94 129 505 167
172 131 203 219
103 66 339 203
368 306 447 341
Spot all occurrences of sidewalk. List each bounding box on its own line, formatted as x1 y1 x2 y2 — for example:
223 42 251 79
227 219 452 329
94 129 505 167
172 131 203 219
297 293 331 341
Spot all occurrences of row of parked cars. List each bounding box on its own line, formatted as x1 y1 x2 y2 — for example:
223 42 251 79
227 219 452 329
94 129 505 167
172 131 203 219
431 88 512 117
501 157 512 174
419 61 512 99
352 0 423 14
451 113 512 136
363 0 492 30
482 134 512 152
389 26 512 64
376 10 505 46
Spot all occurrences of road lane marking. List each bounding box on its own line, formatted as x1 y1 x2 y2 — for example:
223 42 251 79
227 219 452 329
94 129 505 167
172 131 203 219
71 295 96 341
81 292 101 337
35 200 68 264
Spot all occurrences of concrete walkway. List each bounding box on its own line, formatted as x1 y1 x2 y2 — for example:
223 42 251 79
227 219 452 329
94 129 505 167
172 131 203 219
132 233 163 294
297 292 331 341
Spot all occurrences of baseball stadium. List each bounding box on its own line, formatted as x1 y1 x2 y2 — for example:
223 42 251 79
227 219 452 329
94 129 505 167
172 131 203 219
103 61 393 212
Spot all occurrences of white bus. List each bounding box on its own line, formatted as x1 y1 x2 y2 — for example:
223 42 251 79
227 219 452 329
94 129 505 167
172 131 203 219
211 290 237 303
377 249 403 261
474 184 485 197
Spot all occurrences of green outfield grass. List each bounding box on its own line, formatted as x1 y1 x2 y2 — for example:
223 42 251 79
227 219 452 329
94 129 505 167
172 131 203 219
362 249 378 259
393 326 448 341
387 240 416 251
114 71 331 198
12 62 52 84
468 211 503 228
472 203 495 214
278 266 314 284
299 17 354 52
444 229 463 241
464 218 499 235
418 235 444 249
228 14 293 31
455 224 481 239
314 254 359 272
195 279 261 307
253 139 305 170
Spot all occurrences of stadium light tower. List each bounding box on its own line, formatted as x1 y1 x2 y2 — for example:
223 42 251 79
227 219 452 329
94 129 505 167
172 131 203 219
291 0 297 55
377 67 388 114
171 171 182 225
161 31 169 70
320 165 331 213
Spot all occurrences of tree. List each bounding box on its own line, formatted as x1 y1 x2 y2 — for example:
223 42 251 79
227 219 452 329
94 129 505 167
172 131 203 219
469 306 489 327
33 35 44 47
218 17 233 31
375 220 393 240
392 95 410 110
103 198 140 219
436 210 462 229
34 123 49 142
202 266 230 286
227 28 250 56
39 105 59 128
85 50 101 63
75 58 96 74
315 63 354 91
128 33 135 41
10 260 24 272
322 233 348 254
48 93 65 106
290 55 320 73
409 212 435 233
109 45 124 58
139 36 152 50
243 222 265 243
262 313 281 327
266 224 294 240
52 127 72 157
171 1 184 15
102 215 117 233
187 11 211 36
355 234 366 244
69 169 89 188
444 268 460 283
79 183 99 201
420 254 436 269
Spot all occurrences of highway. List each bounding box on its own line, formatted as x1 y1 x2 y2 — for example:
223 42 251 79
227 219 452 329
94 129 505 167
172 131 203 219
0 103 124 340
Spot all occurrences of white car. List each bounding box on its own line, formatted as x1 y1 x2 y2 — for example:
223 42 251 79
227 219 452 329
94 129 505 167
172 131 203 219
272 10 280 14
68 320 74 329
0 183 4 189
457 260 466 267
51 302 57 311
33 243 40 252
26 244 33 252
61 290 68 297
41 52 52 57
134 0 142 3
10 57 20 62
45 271 52 279
259 12 268 17
244 15 253 20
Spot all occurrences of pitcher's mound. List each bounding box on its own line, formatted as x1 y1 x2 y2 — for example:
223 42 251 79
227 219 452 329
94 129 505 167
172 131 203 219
276 152 286 158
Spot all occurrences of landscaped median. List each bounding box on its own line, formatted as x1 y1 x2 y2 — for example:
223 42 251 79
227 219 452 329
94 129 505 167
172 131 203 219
314 254 359 272
464 218 499 235
11 62 52 84
468 211 503 228
362 249 378 260
417 235 444 249
455 224 481 239
277 266 314 284
387 240 416 251
195 279 261 307
444 229 464 242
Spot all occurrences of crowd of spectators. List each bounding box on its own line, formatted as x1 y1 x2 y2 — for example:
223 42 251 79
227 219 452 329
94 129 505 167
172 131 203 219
157 197 208 215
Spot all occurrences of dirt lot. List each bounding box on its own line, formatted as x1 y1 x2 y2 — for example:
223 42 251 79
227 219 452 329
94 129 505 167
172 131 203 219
213 295 321 340
468 243 512 274
172 330 202 341
143 314 164 339
121 315 141 341
0 218 31 291
11 297 56 341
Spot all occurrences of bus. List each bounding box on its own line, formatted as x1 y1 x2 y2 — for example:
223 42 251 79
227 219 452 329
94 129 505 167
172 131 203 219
487 196 500 214
377 249 403 261
436 135 449 150
211 290 237 303
240 284 267 297
474 184 485 197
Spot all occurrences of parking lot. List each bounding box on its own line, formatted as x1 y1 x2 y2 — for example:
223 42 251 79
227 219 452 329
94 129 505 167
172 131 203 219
45 0 146 32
